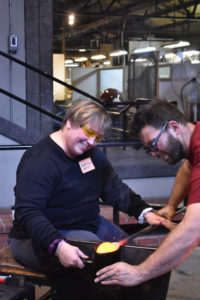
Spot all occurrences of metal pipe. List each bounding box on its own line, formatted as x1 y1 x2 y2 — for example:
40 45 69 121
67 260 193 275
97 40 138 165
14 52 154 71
0 140 141 151
118 207 186 246
0 88 63 122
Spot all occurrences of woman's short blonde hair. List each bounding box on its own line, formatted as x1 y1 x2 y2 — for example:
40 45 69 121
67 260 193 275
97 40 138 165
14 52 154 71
61 99 111 134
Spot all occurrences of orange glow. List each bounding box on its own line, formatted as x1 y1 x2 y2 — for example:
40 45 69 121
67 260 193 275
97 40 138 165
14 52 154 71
117 238 128 246
96 242 119 254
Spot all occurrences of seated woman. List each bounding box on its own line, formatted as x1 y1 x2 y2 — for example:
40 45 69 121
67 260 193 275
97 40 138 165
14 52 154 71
8 99 173 299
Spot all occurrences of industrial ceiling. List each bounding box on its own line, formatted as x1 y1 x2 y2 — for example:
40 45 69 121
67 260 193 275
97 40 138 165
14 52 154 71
53 0 200 57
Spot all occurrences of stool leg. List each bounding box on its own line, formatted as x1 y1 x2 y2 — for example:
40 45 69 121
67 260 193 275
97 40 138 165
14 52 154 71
26 284 35 300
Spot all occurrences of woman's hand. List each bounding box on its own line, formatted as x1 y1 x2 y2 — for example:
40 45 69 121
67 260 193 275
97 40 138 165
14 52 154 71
144 211 176 231
55 240 88 269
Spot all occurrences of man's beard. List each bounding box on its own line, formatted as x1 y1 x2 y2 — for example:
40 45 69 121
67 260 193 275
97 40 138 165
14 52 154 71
166 134 187 164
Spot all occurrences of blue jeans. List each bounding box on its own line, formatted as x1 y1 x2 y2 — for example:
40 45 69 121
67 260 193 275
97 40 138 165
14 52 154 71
60 215 127 242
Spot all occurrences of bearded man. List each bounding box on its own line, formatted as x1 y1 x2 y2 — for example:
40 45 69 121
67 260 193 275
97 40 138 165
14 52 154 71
95 100 200 288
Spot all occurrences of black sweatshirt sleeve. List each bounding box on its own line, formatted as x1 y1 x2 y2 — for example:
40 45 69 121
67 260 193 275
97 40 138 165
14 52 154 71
13 152 63 252
97 149 151 219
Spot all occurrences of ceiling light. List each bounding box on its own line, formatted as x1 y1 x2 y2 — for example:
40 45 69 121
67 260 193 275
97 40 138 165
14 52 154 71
68 14 75 26
103 60 111 65
79 49 86 52
133 47 156 53
65 63 79 67
65 59 73 64
91 54 106 60
109 50 127 56
163 41 190 49
135 58 147 62
74 57 88 62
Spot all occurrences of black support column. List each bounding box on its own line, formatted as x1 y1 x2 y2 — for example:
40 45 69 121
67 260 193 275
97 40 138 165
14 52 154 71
25 0 53 141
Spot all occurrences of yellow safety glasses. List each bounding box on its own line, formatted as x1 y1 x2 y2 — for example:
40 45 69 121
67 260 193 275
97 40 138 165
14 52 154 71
80 125 103 143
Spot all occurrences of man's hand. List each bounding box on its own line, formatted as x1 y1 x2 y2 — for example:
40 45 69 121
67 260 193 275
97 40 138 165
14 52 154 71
144 211 176 231
94 262 141 286
158 205 176 220
55 240 88 269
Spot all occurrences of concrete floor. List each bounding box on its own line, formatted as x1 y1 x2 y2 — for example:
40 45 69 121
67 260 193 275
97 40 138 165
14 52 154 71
166 247 200 300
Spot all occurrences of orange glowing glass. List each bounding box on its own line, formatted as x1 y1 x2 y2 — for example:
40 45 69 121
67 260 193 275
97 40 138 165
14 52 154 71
96 242 119 254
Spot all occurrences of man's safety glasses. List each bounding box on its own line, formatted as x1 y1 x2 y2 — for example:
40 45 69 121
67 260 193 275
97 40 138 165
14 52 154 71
80 125 103 143
143 122 168 154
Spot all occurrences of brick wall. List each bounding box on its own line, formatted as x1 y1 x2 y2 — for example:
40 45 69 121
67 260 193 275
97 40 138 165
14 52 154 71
100 205 138 225
0 208 12 249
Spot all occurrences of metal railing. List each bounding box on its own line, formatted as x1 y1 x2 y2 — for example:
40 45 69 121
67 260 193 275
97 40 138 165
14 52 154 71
0 50 151 149
0 50 102 104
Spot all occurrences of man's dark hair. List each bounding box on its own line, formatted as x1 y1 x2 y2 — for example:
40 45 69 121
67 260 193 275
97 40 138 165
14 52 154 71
131 100 188 138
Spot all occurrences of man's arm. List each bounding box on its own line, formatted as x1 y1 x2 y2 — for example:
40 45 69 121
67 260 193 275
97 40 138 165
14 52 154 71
158 159 191 220
95 203 200 286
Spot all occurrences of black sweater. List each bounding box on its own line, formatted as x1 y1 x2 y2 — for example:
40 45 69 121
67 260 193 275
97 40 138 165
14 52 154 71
9 136 150 252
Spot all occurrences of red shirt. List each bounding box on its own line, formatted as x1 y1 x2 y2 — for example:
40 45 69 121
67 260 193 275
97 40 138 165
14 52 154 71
188 122 200 205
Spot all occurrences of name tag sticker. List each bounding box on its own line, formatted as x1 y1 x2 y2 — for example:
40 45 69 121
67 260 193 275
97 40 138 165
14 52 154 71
79 157 95 174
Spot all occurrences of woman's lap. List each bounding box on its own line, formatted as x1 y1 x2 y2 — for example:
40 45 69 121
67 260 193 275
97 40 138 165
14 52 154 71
8 215 127 271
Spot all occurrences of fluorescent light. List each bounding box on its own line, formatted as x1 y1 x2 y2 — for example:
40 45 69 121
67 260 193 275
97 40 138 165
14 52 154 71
91 54 106 60
74 57 88 62
65 59 73 64
65 63 79 67
109 50 127 56
135 58 147 62
79 49 86 52
163 41 190 49
133 47 156 53
103 60 111 65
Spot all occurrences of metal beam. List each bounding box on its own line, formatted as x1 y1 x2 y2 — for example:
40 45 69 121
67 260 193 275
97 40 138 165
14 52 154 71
60 0 200 40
